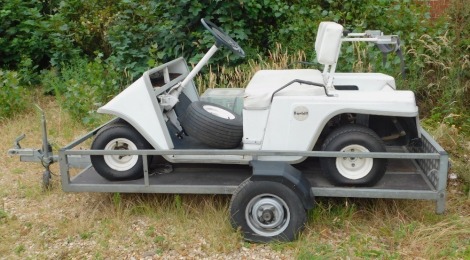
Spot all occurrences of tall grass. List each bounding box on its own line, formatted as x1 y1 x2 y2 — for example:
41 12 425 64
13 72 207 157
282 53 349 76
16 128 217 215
195 44 307 93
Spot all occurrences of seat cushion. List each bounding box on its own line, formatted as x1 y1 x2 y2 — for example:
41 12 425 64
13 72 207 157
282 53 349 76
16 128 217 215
244 69 325 109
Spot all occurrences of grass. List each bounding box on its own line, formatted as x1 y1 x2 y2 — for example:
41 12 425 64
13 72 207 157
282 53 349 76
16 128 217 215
2 41 470 258
0 90 469 259
195 43 308 93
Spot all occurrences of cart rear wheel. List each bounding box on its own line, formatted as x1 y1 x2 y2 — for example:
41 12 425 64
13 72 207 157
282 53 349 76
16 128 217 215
229 179 307 242
321 124 387 186
91 123 152 181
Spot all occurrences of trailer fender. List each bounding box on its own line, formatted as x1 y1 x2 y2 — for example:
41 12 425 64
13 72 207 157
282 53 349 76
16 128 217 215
249 161 314 210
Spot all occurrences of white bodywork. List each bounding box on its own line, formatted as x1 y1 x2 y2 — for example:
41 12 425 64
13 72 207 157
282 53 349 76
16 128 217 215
242 69 417 162
98 58 199 151
97 21 420 165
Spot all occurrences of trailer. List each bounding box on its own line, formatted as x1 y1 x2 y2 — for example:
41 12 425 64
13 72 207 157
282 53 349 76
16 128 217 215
59 123 448 211
9 115 448 242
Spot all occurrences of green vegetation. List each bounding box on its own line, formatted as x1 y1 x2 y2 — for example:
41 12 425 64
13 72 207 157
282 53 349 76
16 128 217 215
0 70 27 119
0 0 469 258
1 0 468 134
41 56 126 124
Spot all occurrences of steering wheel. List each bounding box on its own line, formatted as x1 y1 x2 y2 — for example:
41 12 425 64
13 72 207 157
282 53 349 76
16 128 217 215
201 18 245 58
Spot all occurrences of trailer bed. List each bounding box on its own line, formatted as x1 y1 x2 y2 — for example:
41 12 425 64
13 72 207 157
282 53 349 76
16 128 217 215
68 155 434 195
60 128 448 213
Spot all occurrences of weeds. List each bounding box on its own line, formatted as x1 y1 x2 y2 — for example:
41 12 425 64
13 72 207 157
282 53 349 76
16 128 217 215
422 122 470 189
406 27 470 134
41 55 128 126
14 245 25 255
195 44 307 93
0 209 7 220
294 197 470 259
0 70 28 119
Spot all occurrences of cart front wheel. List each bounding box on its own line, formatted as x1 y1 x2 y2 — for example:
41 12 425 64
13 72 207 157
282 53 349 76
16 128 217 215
229 179 307 242
91 123 152 181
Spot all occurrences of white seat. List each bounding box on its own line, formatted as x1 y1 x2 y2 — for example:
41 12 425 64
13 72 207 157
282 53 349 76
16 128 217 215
315 22 344 85
244 69 325 109
315 22 343 66
243 22 344 110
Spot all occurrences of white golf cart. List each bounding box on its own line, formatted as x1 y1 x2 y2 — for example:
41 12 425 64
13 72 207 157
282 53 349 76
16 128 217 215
91 19 418 185
9 19 448 243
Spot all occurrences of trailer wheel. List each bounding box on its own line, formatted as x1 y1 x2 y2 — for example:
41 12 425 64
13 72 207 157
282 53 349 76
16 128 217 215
229 179 307 242
181 101 243 149
91 123 152 181
321 124 387 186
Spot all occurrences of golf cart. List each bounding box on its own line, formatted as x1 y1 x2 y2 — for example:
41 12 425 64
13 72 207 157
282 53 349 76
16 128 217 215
92 19 419 185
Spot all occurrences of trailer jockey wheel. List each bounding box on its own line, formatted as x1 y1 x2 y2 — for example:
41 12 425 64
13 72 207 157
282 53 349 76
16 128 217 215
229 179 307 242
91 123 153 181
181 101 243 149
42 170 51 191
321 124 387 186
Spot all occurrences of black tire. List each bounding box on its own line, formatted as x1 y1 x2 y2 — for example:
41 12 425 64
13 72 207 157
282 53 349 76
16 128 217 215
320 124 387 186
90 123 153 181
181 101 243 149
229 179 307 243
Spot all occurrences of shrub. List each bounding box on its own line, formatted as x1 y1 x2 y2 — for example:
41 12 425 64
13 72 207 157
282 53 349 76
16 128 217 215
404 0 470 133
105 0 291 77
1 0 468 133
0 0 48 69
0 70 27 119
32 0 291 78
274 0 433 74
41 56 126 125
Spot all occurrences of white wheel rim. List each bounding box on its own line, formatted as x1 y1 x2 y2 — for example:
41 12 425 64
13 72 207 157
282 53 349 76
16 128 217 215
103 138 138 171
245 194 290 237
203 105 235 120
336 144 373 180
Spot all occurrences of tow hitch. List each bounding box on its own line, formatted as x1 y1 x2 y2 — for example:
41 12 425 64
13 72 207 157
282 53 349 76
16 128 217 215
7 106 90 190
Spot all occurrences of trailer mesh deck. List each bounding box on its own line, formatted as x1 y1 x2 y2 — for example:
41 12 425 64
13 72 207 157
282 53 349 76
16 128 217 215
60 128 448 213
69 156 433 195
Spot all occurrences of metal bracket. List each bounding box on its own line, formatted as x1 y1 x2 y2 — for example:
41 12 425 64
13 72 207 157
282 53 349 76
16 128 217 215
13 134 25 149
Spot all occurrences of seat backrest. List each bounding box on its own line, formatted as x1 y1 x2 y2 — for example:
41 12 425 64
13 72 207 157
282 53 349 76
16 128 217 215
315 21 343 66
314 22 335 54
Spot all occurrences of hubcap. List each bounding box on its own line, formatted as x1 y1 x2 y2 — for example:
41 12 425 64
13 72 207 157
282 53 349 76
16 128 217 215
245 194 290 237
203 105 235 120
336 144 373 180
104 138 138 171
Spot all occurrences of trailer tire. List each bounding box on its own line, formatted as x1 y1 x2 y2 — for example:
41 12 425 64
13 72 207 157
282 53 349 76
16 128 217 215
91 123 152 181
229 179 307 243
181 101 243 149
321 124 387 186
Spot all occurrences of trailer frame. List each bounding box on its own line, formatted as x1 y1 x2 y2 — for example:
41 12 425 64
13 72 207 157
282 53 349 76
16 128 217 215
57 124 448 214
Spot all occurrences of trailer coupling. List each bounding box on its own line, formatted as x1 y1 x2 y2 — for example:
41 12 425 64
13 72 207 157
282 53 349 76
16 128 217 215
7 106 90 189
